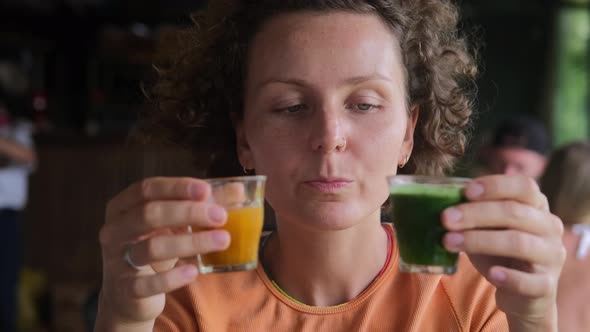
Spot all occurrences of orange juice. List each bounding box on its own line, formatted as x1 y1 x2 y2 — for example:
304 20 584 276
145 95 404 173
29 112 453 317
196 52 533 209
200 205 263 268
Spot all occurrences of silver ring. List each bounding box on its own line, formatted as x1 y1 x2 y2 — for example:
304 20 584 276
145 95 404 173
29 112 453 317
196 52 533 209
124 244 144 270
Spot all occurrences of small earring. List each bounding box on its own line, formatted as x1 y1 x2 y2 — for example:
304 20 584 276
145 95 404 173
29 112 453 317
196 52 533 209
398 155 410 169
243 166 254 175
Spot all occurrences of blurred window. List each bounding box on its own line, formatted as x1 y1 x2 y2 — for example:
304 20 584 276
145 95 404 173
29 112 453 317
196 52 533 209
551 1 590 145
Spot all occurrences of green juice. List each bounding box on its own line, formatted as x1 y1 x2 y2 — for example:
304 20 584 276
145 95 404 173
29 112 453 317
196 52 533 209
390 183 465 271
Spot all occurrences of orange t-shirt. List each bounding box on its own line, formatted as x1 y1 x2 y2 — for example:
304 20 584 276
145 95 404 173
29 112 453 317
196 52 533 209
155 224 508 331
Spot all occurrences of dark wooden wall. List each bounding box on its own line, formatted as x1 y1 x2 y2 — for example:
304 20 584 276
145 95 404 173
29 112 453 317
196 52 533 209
21 140 204 331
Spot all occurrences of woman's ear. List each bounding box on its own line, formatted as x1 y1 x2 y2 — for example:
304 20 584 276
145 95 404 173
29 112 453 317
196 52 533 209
399 105 419 165
231 112 254 169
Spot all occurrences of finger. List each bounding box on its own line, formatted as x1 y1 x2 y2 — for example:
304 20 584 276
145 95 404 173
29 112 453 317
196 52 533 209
465 175 546 209
442 201 562 236
100 243 176 275
127 264 199 299
152 226 199 271
443 230 561 266
538 193 550 211
129 230 231 266
150 226 198 273
106 177 211 219
210 182 246 207
151 259 179 273
101 201 227 245
487 266 555 298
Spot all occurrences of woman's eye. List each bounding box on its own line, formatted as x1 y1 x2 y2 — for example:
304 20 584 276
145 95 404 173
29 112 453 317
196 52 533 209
284 104 306 113
355 103 377 111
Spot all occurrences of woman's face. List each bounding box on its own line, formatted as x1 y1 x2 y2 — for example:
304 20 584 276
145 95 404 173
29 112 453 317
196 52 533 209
237 11 417 230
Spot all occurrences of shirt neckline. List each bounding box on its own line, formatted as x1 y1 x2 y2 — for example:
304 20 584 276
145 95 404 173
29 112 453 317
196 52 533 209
255 223 398 314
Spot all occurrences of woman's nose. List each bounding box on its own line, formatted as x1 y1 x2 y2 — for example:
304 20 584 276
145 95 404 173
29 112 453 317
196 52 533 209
310 108 347 153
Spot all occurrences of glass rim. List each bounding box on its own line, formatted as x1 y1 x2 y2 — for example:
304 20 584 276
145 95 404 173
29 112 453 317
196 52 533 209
203 175 267 184
386 174 471 185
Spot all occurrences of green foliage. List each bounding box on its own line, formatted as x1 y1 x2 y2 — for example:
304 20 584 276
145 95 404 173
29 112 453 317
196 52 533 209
552 7 590 146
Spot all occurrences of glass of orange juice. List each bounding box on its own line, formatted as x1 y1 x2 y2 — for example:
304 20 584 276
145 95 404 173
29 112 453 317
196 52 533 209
197 175 266 274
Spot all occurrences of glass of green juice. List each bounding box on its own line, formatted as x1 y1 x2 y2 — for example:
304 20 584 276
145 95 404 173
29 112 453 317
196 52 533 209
386 175 470 274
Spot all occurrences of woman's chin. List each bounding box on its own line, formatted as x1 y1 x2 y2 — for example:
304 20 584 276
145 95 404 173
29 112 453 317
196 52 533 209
294 203 370 231
271 198 382 231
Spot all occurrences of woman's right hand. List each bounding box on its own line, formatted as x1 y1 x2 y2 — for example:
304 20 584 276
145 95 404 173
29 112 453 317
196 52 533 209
95 177 230 330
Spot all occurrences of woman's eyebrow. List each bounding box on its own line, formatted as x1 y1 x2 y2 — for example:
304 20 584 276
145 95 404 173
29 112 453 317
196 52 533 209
255 73 393 91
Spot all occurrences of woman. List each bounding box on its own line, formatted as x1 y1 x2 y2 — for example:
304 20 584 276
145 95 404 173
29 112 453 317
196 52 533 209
95 1 565 331
540 142 590 332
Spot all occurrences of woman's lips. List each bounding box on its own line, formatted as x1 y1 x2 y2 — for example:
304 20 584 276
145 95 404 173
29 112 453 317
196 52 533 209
304 180 353 193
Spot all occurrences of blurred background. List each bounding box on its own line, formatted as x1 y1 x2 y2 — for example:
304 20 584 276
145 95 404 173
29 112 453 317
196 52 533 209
0 0 588 331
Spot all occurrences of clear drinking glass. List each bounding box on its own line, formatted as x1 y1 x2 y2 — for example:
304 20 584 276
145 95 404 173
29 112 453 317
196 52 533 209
387 175 470 274
196 175 266 274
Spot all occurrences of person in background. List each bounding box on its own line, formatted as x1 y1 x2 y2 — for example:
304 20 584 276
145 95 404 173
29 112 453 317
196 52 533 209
0 89 36 332
478 115 550 179
540 141 590 332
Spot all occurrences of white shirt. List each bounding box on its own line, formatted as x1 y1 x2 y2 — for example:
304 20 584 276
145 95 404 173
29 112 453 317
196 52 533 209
0 120 34 210
572 224 590 260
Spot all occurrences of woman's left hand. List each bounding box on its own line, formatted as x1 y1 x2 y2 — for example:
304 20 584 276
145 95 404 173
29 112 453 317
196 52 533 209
442 175 566 331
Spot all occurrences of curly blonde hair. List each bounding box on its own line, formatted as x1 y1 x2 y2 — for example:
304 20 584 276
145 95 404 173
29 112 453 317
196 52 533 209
139 0 477 176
